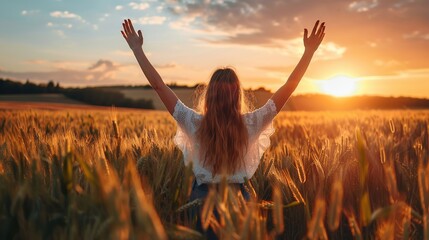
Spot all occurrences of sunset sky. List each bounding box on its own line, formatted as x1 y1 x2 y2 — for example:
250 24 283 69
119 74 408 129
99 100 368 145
1 0 428 97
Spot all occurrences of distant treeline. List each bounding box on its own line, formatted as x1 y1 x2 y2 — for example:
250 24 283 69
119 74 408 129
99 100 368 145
98 82 201 90
63 88 153 109
98 83 271 92
286 94 429 111
0 78 154 109
0 79 61 94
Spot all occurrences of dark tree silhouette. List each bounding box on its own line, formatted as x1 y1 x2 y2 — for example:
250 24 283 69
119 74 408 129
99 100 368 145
0 78 154 109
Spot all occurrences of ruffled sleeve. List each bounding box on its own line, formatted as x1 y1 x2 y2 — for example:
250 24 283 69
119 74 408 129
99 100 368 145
243 99 277 177
172 99 201 165
173 125 191 165
256 116 275 160
245 99 277 139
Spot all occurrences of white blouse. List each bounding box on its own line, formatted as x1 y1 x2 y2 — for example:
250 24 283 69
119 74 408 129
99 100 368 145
173 99 277 185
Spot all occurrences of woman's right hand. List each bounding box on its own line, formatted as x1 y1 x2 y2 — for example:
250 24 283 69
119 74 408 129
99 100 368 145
303 20 325 53
121 19 143 51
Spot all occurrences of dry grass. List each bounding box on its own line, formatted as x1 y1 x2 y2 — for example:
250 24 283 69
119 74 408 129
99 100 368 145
0 108 428 239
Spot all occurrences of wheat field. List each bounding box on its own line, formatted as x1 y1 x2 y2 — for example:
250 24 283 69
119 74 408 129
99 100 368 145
0 108 428 239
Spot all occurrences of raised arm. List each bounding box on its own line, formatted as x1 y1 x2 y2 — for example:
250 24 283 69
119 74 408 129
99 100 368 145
121 19 178 114
271 20 325 112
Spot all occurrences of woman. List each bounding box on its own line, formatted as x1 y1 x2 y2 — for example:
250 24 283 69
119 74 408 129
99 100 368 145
121 18 325 234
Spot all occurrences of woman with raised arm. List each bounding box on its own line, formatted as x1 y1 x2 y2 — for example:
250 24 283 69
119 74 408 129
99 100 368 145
121 19 325 237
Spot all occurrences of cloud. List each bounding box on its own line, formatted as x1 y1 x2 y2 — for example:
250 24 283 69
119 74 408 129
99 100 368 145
315 42 347 60
98 13 110 22
403 30 429 40
49 10 99 33
348 0 379 13
129 2 150 10
162 0 429 75
46 22 72 29
170 16 260 37
162 0 428 44
164 1 305 40
137 16 166 25
50 11 85 23
88 59 118 71
396 68 429 78
357 68 429 82
165 1 267 42
115 5 123 11
21 10 39 16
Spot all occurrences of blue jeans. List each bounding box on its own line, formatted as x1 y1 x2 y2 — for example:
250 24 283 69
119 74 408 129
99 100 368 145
189 180 250 239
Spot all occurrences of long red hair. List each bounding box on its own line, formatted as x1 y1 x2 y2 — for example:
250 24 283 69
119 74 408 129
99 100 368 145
196 67 249 176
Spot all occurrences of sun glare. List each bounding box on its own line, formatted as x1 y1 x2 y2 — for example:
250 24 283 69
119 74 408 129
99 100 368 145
320 76 357 97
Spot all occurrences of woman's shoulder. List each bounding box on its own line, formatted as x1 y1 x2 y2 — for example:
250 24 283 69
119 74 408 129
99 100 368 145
173 99 202 136
243 99 276 123
173 100 203 120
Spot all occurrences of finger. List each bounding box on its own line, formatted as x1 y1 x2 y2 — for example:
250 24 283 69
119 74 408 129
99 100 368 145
124 19 131 34
138 30 143 40
122 22 129 35
128 19 136 34
319 33 325 43
316 22 325 36
126 20 133 34
317 25 325 38
311 20 320 36
304 28 308 40
121 30 127 39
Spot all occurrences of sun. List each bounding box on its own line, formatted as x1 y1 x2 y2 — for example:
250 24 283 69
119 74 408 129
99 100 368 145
320 75 357 97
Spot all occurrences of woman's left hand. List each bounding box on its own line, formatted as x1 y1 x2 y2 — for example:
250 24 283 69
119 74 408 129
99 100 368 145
121 19 143 51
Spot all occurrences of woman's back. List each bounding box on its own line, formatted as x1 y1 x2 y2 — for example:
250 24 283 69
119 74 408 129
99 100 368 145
173 98 277 185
